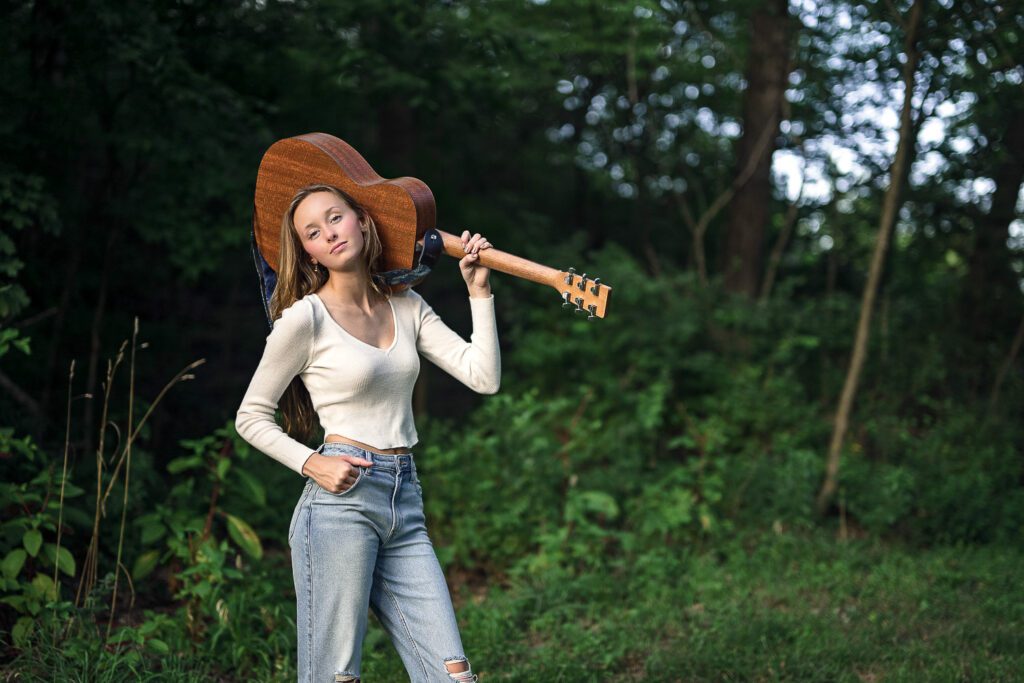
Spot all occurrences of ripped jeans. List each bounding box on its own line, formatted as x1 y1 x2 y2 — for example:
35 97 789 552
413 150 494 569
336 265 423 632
289 443 477 683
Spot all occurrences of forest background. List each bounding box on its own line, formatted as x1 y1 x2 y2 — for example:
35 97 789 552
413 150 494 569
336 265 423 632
1 0 1022 680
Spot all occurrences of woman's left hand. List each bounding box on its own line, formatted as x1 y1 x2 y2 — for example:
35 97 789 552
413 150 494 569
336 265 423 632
458 230 493 296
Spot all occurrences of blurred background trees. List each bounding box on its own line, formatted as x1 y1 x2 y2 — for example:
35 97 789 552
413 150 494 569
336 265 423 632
1 0 1022 678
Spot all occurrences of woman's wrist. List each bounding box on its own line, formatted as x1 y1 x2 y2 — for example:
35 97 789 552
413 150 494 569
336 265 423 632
301 451 320 477
468 284 492 298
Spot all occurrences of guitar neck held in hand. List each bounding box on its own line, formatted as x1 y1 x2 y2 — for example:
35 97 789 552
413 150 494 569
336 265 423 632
433 230 609 319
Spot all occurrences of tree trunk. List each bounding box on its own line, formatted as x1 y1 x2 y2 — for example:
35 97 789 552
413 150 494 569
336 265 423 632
816 0 925 514
989 311 1024 414
759 185 802 302
721 0 791 297
961 106 1024 348
625 24 661 277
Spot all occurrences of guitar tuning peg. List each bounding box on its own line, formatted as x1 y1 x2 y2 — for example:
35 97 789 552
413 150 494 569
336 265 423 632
587 304 597 320
590 277 601 295
564 267 576 285
561 291 573 308
576 273 588 291
573 296 587 314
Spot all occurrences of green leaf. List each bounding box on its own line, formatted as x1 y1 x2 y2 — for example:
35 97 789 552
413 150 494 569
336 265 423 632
60 507 93 529
30 574 56 602
193 579 212 599
138 619 159 636
55 546 75 577
225 513 263 560
234 468 266 506
50 480 85 498
107 627 139 645
2 549 27 580
231 432 252 460
140 522 165 545
22 529 42 557
0 595 25 610
132 550 161 581
12 616 33 648
577 491 620 520
146 638 170 654
41 544 76 577
167 455 203 474
216 457 231 480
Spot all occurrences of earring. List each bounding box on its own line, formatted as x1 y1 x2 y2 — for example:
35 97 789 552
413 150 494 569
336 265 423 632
313 262 320 273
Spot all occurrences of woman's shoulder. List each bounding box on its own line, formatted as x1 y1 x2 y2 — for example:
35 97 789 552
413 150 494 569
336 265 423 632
282 294 317 316
390 288 434 327
272 295 316 333
390 287 427 308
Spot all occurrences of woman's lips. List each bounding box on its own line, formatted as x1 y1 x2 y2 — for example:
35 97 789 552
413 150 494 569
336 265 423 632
330 241 348 254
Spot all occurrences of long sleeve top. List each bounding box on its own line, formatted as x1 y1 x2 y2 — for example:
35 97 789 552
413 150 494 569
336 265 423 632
234 288 500 475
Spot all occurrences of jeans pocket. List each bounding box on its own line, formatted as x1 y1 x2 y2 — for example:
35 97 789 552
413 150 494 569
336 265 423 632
288 482 311 545
320 465 365 497
287 503 301 545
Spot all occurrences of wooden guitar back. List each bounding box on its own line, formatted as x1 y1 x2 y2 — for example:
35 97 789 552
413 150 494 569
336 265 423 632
254 133 434 285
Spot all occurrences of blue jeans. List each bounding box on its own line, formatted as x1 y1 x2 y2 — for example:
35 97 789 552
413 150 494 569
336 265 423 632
289 442 477 682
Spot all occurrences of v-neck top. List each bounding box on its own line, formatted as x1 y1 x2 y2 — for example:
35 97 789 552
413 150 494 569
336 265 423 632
234 288 500 476
309 292 398 353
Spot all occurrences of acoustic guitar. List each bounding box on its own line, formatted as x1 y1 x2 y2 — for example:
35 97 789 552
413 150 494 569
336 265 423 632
253 133 612 320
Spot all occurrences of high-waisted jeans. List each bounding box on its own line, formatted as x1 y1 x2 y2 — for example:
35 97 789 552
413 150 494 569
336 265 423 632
288 442 476 683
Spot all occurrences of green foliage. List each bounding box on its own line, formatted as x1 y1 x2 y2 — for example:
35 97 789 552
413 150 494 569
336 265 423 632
0 430 80 648
0 171 56 310
420 245 725 577
0 170 57 362
0 0 1022 678
0 422 296 679
840 407 1024 544
412 235 1024 593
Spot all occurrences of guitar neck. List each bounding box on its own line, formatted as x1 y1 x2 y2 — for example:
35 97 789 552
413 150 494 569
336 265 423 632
436 229 561 289
434 229 612 319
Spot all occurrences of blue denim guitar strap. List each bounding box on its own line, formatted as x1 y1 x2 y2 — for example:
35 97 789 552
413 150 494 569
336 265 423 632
374 228 444 287
251 228 444 331
251 229 277 332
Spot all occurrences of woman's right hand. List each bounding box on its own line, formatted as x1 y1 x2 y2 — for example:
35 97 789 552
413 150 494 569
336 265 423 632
301 452 373 493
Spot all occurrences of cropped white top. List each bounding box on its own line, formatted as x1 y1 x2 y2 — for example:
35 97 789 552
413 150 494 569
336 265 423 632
234 288 500 475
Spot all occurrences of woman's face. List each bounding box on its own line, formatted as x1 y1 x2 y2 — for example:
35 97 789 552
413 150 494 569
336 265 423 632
292 191 365 271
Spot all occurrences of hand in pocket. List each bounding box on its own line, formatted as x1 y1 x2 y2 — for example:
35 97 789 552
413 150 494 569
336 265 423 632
303 452 373 494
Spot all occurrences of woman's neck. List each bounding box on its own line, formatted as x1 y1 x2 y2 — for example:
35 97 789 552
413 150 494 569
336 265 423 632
316 270 382 310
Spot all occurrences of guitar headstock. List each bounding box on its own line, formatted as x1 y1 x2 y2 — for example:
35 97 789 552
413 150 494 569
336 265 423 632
557 268 612 320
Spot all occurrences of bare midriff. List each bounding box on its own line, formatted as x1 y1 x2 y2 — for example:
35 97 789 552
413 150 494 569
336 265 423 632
325 433 411 455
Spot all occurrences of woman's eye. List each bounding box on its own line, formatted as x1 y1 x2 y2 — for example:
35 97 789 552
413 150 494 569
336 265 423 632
309 230 319 238
330 214 341 223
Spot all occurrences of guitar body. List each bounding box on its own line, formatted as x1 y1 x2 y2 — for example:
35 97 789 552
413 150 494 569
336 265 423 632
254 132 612 317
254 133 434 291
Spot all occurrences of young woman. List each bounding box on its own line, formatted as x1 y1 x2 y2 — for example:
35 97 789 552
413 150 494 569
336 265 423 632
235 183 499 683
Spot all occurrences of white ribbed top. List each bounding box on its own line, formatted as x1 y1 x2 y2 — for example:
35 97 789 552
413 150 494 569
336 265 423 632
235 288 500 475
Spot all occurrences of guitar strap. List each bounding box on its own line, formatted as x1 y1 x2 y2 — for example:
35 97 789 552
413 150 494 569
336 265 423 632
251 227 444 331
374 228 444 287
250 229 277 331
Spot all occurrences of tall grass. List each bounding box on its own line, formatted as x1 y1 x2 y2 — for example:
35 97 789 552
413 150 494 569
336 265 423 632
7 316 205 665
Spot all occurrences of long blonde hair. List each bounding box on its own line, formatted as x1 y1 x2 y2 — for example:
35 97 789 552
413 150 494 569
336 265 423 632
271 184 392 443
